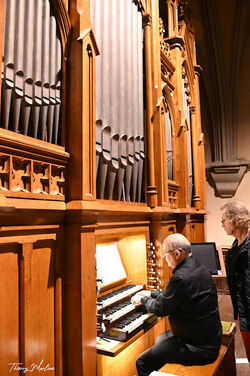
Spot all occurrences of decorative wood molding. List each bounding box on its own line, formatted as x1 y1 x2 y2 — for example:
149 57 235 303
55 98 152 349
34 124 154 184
159 18 170 57
0 130 69 201
142 13 152 27
161 51 175 92
67 23 99 201
51 0 71 54
168 180 179 209
0 152 66 200
0 128 69 163
134 0 145 12
78 28 100 56
166 35 185 51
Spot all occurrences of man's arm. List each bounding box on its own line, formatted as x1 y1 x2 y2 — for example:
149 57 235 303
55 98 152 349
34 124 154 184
131 290 151 305
139 276 185 317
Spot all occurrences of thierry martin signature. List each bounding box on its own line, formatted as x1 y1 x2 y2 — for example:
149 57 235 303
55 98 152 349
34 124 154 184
8 359 55 373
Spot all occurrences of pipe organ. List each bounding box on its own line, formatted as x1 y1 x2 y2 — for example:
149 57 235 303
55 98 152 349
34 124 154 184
0 1 207 376
1 0 62 144
91 0 145 202
165 105 174 180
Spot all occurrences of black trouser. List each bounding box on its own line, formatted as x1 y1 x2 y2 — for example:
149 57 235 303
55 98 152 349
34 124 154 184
136 331 220 376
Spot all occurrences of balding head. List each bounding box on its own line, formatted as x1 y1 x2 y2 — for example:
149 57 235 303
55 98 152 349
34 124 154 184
163 233 191 255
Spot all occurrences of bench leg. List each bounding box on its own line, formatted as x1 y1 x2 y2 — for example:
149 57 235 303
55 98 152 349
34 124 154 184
215 337 236 376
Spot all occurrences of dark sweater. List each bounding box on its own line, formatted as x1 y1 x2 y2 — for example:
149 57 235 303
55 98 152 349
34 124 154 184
225 233 250 331
141 256 222 344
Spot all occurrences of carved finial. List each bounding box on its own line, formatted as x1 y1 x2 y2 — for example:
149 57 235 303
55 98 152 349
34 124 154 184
178 0 189 21
159 17 165 39
143 14 152 27
190 106 196 114
159 18 170 56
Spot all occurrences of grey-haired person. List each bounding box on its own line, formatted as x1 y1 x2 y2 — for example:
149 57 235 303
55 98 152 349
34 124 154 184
220 201 250 362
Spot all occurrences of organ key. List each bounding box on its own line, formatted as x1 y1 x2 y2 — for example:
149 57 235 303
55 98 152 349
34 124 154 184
97 283 157 342
102 299 136 323
97 284 143 311
99 309 157 342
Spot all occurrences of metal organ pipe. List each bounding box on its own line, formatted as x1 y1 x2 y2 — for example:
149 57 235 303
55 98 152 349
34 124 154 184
165 107 173 180
91 0 145 201
22 0 34 135
33 0 43 139
54 37 62 145
13 0 25 133
3 0 16 130
41 0 51 141
1 0 62 145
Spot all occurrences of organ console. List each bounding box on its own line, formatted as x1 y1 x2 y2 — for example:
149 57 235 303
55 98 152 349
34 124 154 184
94 232 173 376
97 284 157 342
95 236 164 364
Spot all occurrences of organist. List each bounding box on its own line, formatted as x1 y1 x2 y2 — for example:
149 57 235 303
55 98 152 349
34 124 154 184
131 233 222 376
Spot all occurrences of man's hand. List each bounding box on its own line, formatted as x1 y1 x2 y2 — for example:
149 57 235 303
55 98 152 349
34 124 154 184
131 290 151 305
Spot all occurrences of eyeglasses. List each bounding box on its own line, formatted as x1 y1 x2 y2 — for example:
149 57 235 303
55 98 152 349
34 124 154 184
163 249 176 254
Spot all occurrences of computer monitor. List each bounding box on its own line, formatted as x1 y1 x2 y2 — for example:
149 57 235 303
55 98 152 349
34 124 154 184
191 242 222 275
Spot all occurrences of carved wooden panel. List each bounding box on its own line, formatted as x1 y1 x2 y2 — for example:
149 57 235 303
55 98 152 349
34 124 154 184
23 242 56 374
0 244 19 375
168 181 179 209
0 153 65 199
0 154 10 191
0 238 62 375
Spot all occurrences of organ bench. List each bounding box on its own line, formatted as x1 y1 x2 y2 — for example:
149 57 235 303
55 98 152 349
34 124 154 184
159 329 236 376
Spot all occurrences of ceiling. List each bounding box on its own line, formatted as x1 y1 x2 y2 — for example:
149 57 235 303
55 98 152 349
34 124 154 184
182 0 250 197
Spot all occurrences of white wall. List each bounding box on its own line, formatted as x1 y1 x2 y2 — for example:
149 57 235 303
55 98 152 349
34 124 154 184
205 30 250 248
205 170 250 247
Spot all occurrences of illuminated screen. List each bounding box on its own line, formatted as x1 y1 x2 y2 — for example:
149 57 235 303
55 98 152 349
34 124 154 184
191 242 221 275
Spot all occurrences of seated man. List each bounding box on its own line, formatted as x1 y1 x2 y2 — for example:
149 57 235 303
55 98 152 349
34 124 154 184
131 233 222 376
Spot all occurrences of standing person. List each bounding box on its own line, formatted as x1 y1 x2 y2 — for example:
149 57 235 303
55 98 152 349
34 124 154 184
131 233 222 376
220 201 250 362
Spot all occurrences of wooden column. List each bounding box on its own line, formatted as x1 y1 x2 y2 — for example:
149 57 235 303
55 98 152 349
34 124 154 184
194 66 206 209
151 0 170 207
144 7 158 208
190 106 201 210
64 223 97 376
67 0 98 201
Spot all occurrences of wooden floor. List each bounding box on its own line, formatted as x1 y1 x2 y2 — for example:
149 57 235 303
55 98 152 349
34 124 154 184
218 294 250 376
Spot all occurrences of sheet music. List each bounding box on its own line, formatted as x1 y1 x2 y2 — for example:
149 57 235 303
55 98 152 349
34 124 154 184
96 336 120 350
96 244 127 286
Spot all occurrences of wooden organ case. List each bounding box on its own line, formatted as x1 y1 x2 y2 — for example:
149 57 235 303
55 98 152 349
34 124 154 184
0 1 208 376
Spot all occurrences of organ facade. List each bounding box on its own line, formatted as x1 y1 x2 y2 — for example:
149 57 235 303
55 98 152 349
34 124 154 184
0 1 207 375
